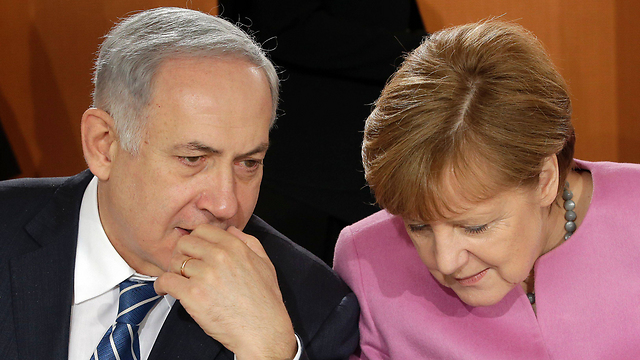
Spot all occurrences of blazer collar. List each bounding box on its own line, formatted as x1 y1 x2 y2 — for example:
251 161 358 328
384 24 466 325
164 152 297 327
149 301 229 360
10 170 93 360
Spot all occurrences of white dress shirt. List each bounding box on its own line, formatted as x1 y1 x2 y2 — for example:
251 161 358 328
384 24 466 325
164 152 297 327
68 177 174 360
67 176 301 360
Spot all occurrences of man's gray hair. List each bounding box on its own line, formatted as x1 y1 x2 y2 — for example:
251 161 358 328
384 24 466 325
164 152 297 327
92 7 279 153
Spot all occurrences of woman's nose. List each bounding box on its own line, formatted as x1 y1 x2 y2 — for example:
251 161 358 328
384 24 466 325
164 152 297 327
432 230 469 276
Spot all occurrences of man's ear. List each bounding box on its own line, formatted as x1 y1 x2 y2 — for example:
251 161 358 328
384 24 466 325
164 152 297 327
81 108 118 181
538 154 560 207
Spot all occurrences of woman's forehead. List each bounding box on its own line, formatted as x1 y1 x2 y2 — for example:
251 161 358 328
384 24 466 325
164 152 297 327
407 182 521 224
405 162 507 222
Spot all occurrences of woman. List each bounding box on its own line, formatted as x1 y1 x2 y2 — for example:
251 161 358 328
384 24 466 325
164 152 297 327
333 21 640 359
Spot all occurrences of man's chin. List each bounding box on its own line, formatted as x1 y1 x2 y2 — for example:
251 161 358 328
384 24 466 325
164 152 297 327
130 258 167 277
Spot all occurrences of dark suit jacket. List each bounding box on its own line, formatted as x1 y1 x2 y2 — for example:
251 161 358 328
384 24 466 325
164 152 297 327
0 170 359 359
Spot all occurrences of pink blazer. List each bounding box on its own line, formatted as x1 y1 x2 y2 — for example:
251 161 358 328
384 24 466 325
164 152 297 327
334 160 640 359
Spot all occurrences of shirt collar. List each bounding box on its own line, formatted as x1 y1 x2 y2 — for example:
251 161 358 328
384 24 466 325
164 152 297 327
74 176 135 304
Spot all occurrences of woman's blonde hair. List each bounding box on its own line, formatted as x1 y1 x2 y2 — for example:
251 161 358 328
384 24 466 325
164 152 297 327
362 21 575 221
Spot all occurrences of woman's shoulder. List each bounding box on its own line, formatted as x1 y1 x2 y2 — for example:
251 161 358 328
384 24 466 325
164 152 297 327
576 159 640 202
576 159 640 182
342 209 402 235
334 210 426 286
335 210 411 256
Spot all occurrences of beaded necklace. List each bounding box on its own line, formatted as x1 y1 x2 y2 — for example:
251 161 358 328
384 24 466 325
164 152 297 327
527 182 576 305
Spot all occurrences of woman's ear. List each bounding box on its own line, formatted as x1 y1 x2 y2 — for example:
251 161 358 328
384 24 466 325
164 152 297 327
538 154 560 207
81 108 118 181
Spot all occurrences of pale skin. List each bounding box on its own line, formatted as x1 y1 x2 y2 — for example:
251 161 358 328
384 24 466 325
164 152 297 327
81 57 296 359
403 156 593 309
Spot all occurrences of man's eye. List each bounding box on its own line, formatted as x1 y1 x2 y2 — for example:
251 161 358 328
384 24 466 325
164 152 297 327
237 159 263 171
179 156 204 166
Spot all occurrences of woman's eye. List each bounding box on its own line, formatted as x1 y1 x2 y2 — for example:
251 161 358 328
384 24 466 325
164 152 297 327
464 224 488 235
408 224 431 233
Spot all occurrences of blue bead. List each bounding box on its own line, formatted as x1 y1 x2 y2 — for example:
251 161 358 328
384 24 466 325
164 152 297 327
564 210 577 221
564 199 575 211
565 221 576 233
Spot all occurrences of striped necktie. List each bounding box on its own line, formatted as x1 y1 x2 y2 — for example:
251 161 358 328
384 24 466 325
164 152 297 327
90 280 161 360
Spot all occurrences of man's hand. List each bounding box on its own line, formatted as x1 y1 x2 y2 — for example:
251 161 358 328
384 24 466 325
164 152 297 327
155 224 297 360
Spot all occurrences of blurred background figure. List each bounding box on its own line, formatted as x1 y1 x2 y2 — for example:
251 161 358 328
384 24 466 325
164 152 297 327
0 121 20 180
221 0 427 265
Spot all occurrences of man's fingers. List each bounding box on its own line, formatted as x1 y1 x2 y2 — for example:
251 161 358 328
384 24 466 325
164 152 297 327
156 225 292 357
190 223 227 242
173 233 213 259
154 271 189 297
186 224 268 261
175 256 206 278
227 226 269 259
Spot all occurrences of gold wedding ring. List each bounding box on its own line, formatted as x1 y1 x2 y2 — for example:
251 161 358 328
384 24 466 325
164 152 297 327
180 257 193 277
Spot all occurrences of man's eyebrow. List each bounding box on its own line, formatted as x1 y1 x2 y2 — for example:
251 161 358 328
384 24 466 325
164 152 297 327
238 142 270 158
174 141 270 157
174 142 221 154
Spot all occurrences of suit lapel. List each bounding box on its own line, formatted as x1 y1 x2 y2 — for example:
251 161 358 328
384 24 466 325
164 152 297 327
149 301 230 360
9 171 92 360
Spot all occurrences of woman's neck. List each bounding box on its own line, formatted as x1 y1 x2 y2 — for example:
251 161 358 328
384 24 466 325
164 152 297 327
541 169 593 256
521 169 593 313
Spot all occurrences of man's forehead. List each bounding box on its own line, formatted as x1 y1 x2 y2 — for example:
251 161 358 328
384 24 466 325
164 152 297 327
142 56 272 141
153 56 268 88
152 58 270 106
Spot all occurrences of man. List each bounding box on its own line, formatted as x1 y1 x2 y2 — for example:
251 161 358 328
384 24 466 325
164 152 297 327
0 7 358 360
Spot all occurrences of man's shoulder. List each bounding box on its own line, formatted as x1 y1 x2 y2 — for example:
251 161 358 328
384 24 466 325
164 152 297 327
244 215 358 353
0 175 67 200
0 176 68 230
0 171 91 216
244 215 348 291
0 171 92 201
0 171 93 254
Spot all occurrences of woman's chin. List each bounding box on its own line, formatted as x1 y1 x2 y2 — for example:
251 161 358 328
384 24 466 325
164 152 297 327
454 288 508 307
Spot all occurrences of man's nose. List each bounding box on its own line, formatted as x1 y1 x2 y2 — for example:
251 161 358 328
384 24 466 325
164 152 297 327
196 167 238 222
432 229 469 276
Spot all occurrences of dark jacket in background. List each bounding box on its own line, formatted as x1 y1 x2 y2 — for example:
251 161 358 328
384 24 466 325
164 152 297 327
0 120 20 180
221 0 426 264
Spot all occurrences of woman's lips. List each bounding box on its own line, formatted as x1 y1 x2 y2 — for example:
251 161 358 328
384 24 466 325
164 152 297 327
455 268 489 286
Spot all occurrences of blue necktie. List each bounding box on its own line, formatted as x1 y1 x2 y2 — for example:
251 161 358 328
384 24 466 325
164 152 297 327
90 280 161 360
